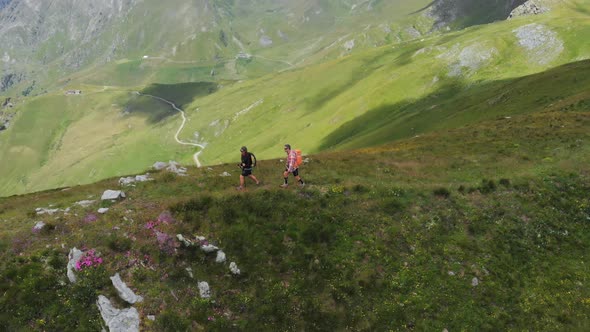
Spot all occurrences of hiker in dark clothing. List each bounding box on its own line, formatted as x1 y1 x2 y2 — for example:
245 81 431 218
237 146 260 190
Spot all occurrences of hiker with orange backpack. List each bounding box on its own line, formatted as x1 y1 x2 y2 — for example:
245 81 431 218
281 144 305 188
237 146 260 190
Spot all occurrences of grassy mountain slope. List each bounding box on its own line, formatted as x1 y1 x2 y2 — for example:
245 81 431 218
0 105 588 330
0 1 589 197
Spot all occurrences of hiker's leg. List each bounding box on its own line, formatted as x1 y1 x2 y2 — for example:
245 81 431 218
249 175 260 184
294 170 304 185
283 169 289 184
239 175 245 187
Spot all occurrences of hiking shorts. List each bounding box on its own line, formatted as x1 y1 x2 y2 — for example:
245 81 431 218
285 168 299 177
241 168 253 177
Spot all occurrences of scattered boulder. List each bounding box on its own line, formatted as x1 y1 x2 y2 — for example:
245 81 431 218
230 262 241 275
472 277 480 287
67 248 84 283
147 315 156 321
32 221 46 233
153 161 168 170
96 295 140 332
167 162 188 176
216 251 226 263
177 234 193 247
201 244 219 253
119 174 152 186
110 273 144 304
101 190 126 201
186 267 194 279
36 207 60 215
98 208 109 214
198 281 211 298
220 172 231 177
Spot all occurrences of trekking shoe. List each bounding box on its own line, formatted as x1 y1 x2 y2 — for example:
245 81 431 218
280 184 289 188
236 186 244 191
299 182 305 188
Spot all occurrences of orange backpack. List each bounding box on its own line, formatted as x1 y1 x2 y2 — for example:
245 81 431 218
295 149 303 167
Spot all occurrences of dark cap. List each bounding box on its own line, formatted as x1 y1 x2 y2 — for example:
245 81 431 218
240 146 247 152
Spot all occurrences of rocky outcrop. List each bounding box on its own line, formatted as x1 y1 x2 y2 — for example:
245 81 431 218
508 0 550 18
513 23 564 65
96 295 140 332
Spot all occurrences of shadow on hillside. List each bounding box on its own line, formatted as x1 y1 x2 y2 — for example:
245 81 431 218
319 60 590 151
305 45 423 111
125 82 218 124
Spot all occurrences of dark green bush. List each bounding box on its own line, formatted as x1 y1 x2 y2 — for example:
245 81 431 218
107 234 133 252
433 187 451 198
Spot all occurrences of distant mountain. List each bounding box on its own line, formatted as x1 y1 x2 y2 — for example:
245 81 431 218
0 0 531 96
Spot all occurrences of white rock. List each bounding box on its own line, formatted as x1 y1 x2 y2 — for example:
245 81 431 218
67 248 84 283
472 277 479 287
448 271 456 276
195 236 206 242
33 221 46 231
119 177 136 186
215 251 226 263
198 281 211 298
165 161 188 176
101 190 126 201
97 295 140 332
110 273 143 304
36 208 60 215
75 200 96 207
135 174 151 182
220 172 231 177
201 244 219 253
153 161 168 170
98 208 109 214
147 315 156 321
177 234 193 247
230 262 241 275
186 267 194 279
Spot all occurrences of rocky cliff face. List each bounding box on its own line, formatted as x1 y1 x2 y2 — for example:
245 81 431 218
0 0 142 93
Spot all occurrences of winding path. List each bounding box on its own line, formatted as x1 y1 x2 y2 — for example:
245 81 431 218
135 92 204 168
